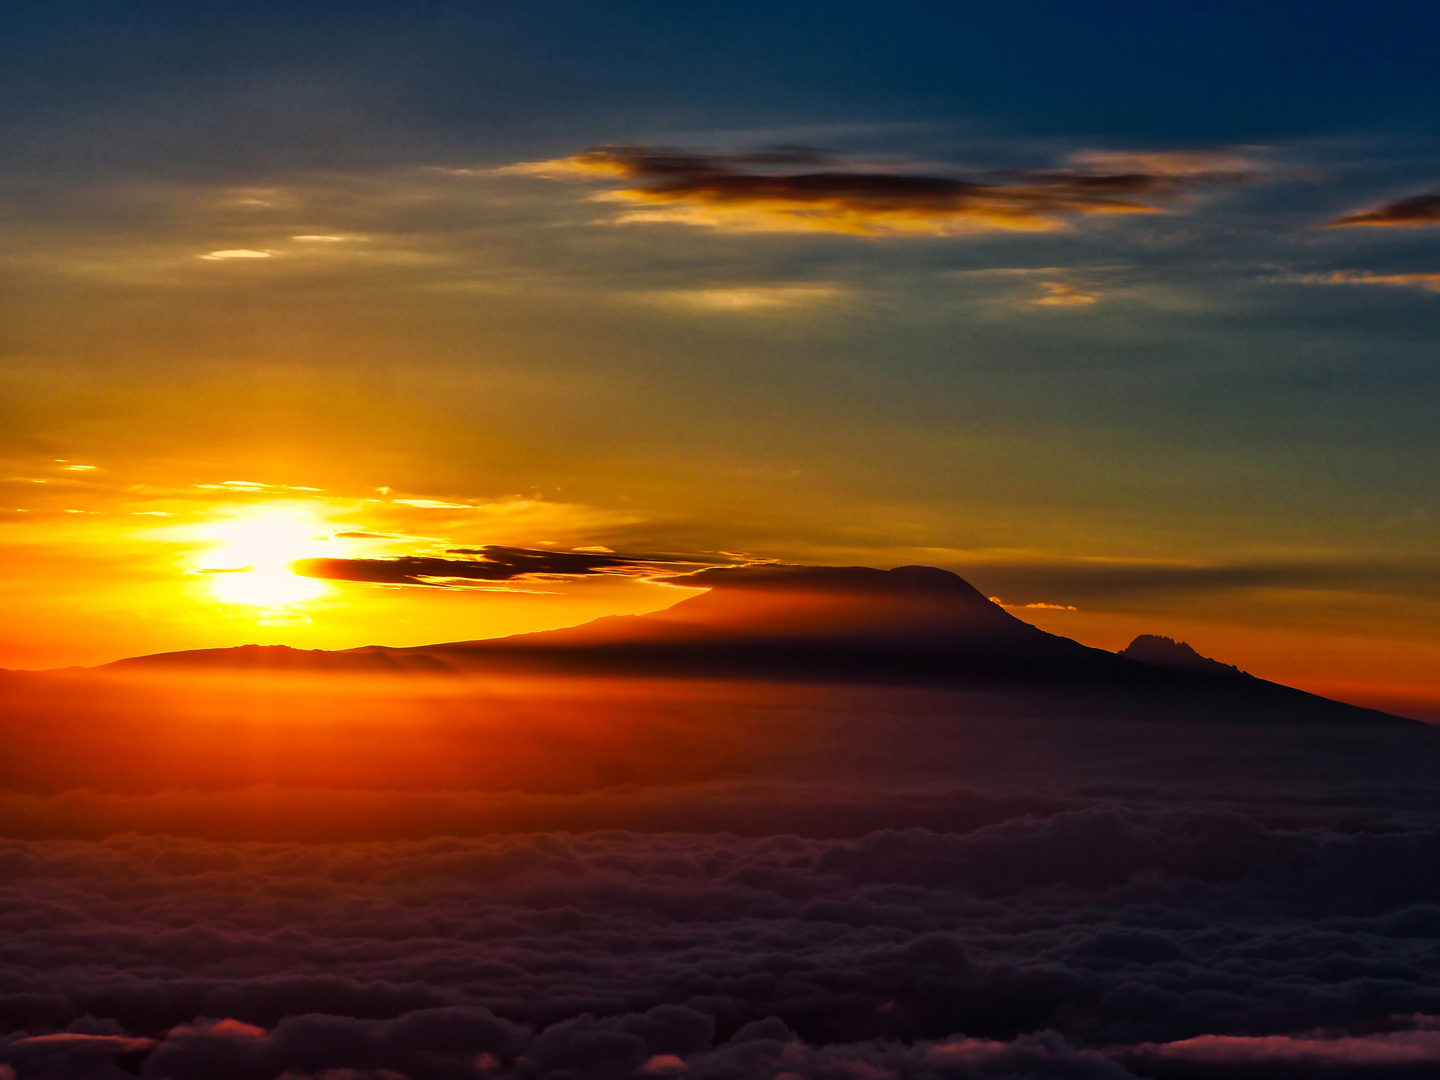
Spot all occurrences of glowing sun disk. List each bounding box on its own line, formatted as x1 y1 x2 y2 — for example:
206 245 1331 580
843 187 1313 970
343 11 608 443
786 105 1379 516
192 505 336 608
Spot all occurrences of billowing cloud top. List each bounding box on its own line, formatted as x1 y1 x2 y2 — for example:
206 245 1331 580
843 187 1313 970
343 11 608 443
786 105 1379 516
500 145 1259 235
1325 189 1440 227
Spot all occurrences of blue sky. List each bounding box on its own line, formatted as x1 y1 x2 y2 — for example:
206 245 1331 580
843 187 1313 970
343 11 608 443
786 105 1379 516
5 1 1440 175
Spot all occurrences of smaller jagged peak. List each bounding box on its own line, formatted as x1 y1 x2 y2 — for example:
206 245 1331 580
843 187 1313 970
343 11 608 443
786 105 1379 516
1119 634 1246 677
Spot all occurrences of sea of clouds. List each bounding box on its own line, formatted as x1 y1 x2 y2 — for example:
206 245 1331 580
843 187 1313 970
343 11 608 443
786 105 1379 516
8 804 1440 1078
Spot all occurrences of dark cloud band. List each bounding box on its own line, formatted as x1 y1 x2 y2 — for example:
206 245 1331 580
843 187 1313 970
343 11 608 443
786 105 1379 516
293 544 717 587
506 145 1259 235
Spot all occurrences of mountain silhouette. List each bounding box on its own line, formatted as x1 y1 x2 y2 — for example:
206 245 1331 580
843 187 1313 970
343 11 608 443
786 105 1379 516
106 564 1410 724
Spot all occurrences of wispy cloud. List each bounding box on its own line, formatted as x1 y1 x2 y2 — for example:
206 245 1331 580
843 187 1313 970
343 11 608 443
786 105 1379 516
640 283 844 311
194 480 324 493
1031 281 1099 307
199 248 275 260
1325 189 1440 227
498 145 1259 236
1065 149 1260 176
946 267 1109 308
392 498 475 509
1282 269 1440 293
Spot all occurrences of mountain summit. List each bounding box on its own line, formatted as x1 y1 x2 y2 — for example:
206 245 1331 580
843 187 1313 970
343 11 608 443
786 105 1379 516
349 563 1135 683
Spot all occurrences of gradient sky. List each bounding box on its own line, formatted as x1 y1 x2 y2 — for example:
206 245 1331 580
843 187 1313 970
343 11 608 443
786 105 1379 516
2 1 1438 712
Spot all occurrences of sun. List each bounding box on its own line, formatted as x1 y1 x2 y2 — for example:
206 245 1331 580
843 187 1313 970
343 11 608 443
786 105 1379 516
191 504 335 609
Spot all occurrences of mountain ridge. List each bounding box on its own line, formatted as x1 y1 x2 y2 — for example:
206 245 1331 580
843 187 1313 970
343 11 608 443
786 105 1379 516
97 564 1413 725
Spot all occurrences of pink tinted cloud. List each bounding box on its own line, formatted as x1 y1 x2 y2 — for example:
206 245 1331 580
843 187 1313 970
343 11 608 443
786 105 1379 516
168 1018 267 1040
925 1037 1012 1065
1127 1025 1440 1066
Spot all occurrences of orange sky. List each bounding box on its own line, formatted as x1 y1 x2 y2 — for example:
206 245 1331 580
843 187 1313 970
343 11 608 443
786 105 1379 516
1 138 1437 715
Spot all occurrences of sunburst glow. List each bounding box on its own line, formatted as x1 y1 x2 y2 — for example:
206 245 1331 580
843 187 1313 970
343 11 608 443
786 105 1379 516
192 504 336 608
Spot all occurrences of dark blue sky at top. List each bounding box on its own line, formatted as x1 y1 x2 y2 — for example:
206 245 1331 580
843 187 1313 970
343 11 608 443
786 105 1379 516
2 0 1438 177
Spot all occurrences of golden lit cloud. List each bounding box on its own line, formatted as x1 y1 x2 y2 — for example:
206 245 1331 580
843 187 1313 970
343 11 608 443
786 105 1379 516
499 145 1259 236
1324 190 1440 227
989 596 1079 611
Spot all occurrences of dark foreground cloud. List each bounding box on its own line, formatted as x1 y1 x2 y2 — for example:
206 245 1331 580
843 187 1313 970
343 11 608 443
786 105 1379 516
292 545 721 588
499 146 1258 235
1325 190 1440 227
8 811 1440 1078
